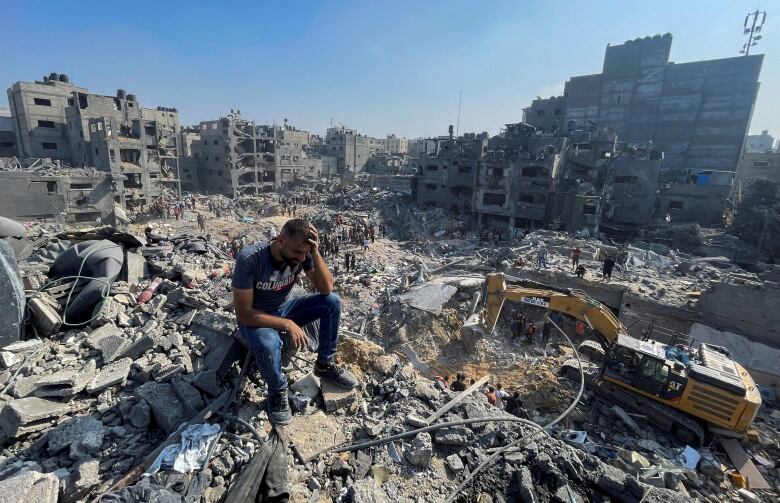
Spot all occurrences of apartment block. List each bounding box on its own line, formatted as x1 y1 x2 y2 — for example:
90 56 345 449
7 73 87 162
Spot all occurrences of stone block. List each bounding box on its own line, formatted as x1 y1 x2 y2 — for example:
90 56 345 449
86 358 132 394
171 378 205 413
61 459 100 503
0 397 88 437
48 416 105 458
0 469 58 503
28 295 62 337
321 379 358 412
405 432 433 467
85 325 131 363
290 372 321 400
136 381 187 433
446 453 464 473
118 334 156 360
34 360 97 397
433 426 472 446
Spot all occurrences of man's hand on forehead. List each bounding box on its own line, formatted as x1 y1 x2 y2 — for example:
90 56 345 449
308 224 319 254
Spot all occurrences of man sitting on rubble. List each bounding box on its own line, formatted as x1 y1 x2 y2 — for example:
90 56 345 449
232 218 359 425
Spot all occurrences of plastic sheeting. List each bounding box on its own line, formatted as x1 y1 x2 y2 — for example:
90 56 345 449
398 282 457 315
146 423 221 475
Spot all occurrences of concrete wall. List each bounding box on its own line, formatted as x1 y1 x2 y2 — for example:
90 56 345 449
0 171 114 222
657 171 733 224
523 96 565 133
736 151 780 186
7 78 87 162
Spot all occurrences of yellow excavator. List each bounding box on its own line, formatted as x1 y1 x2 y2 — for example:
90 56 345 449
464 273 761 444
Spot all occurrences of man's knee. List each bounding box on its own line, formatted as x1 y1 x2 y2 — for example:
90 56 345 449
320 293 341 312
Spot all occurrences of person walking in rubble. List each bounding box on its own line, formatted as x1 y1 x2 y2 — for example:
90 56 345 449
602 255 615 282
344 252 351 272
232 219 359 425
571 245 581 272
197 213 206 232
537 244 548 268
525 321 536 344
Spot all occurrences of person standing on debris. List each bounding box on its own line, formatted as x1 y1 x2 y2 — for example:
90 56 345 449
575 264 586 279
232 219 359 425
525 321 536 344
505 391 524 417
344 252 350 272
363 236 370 251
602 255 615 282
483 386 497 406
537 244 548 268
495 383 508 409
571 245 581 272
450 373 467 392
350 253 357 271
369 224 376 244
197 213 206 232
575 320 586 339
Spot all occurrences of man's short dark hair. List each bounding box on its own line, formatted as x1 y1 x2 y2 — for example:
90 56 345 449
281 219 310 240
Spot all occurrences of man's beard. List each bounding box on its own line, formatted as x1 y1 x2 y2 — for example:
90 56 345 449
280 250 301 266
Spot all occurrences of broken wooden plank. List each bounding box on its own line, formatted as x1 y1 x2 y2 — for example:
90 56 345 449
425 374 489 424
720 438 770 490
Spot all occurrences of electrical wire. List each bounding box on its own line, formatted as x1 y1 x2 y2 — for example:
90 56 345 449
1 242 122 397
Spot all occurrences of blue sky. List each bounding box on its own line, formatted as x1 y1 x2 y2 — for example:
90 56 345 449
3 0 777 139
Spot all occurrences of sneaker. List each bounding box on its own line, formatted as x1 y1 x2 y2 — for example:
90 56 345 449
267 388 292 425
314 362 359 390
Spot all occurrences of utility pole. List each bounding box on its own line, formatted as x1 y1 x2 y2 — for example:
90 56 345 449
456 90 462 137
741 9 767 55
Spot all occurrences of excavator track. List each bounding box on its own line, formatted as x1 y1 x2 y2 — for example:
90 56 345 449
559 360 705 445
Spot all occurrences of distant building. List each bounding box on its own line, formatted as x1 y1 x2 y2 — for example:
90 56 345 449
7 73 87 162
0 108 17 157
736 150 780 187
384 134 408 154
745 130 775 153
323 125 381 173
522 96 565 134
524 34 763 174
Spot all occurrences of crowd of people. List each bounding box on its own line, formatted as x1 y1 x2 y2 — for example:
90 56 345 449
531 242 617 282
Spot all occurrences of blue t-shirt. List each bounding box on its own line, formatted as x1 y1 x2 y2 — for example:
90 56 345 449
231 241 313 313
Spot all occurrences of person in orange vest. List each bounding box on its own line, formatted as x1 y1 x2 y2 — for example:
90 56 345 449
575 320 586 338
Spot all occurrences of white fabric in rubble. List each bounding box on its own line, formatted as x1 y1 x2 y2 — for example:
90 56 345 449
145 423 221 475
398 282 457 315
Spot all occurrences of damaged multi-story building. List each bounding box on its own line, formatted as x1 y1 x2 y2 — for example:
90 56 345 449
415 126 488 214
192 113 321 196
6 73 182 213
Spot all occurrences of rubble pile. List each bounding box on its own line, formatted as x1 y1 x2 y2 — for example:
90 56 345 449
0 189 777 502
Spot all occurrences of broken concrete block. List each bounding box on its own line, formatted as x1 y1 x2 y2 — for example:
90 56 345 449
171 378 205 413
61 459 100 503
136 381 187 433
192 369 222 397
0 351 20 368
34 360 97 397
445 453 464 473
118 334 156 360
371 354 398 376
86 357 132 394
405 432 433 467
182 268 207 284
48 416 105 454
128 400 151 429
125 251 147 286
412 379 439 404
28 294 62 337
433 426 472 445
85 325 131 363
348 478 388 503
0 469 58 503
0 397 89 437
290 372 321 400
321 379 358 412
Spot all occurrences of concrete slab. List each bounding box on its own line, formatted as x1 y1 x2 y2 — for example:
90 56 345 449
136 381 187 433
283 411 347 462
33 360 97 397
290 372 321 400
85 324 131 363
0 240 24 348
320 379 358 412
0 470 58 503
0 396 89 437
86 357 132 394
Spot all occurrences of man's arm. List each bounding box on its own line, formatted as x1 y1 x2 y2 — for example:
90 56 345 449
304 224 334 294
233 289 307 349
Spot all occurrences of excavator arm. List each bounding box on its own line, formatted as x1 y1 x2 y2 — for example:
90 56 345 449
482 273 627 348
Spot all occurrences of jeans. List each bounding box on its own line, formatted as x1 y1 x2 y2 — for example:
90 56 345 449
239 293 341 392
